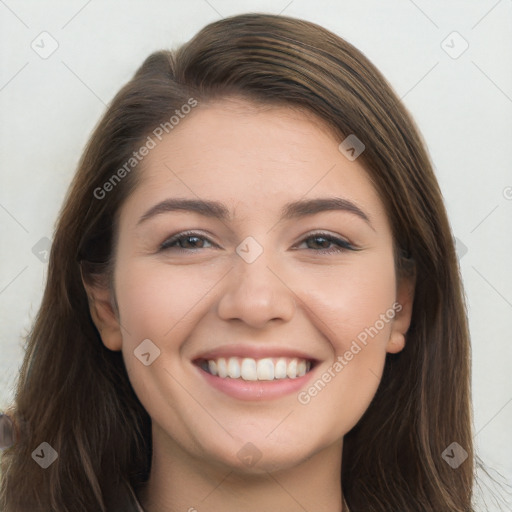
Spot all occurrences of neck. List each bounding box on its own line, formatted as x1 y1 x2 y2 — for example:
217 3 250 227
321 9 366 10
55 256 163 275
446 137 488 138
138 425 345 512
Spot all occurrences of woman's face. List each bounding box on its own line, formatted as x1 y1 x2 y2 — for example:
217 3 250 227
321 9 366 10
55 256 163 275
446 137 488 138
99 98 413 473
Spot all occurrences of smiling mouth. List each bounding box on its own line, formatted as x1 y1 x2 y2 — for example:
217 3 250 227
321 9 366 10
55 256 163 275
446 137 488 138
195 356 314 381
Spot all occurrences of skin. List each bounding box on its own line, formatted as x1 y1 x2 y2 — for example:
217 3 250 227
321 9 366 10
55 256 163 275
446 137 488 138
85 97 415 512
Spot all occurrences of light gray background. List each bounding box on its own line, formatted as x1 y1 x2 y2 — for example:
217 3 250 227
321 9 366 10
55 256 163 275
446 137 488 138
1 0 511 509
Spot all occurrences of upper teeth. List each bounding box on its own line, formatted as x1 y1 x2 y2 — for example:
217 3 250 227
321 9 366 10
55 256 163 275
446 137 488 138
204 357 311 381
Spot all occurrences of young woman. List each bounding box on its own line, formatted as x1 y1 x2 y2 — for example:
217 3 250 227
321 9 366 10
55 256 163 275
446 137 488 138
0 12 477 511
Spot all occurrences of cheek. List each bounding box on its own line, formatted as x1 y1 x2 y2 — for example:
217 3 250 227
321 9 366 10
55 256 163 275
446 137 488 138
112 257 220 396
112 255 239 401
114 257 222 345
293 253 397 431
299 251 397 352
112 258 229 443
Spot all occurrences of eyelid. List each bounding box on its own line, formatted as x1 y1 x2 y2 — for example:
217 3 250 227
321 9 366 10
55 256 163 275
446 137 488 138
159 230 217 250
158 230 359 253
293 231 359 252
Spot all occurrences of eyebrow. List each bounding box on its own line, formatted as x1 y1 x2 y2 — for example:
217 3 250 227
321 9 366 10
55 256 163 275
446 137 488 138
137 197 373 228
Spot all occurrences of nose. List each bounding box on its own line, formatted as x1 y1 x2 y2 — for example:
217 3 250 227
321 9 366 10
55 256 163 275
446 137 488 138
216 247 296 328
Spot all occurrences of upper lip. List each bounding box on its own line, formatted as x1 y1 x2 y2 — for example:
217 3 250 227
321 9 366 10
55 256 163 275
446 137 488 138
192 345 318 362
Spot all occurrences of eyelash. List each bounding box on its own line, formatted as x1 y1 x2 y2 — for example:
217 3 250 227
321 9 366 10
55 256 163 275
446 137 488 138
159 230 357 255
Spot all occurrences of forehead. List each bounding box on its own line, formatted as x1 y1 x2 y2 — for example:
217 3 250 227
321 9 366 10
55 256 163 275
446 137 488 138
118 98 388 229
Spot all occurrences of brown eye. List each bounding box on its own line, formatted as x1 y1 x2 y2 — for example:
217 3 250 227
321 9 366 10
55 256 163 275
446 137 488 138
160 232 215 251
298 233 357 254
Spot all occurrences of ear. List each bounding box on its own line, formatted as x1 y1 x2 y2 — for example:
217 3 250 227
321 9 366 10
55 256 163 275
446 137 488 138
386 273 415 354
81 270 123 352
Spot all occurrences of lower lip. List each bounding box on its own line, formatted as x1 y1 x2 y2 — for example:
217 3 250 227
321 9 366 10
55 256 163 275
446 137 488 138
195 365 316 401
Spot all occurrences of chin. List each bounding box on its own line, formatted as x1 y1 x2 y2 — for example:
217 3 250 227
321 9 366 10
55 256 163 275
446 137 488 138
202 435 321 476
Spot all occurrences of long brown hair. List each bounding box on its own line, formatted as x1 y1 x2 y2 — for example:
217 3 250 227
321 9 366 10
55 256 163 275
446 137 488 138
1 13 475 511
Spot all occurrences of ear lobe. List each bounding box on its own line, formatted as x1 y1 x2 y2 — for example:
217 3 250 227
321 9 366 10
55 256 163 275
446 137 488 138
386 274 415 354
81 273 122 352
